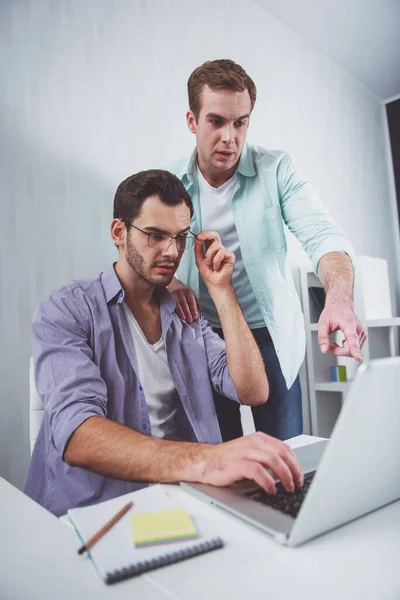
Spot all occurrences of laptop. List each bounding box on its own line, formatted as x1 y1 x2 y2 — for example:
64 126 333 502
181 356 400 546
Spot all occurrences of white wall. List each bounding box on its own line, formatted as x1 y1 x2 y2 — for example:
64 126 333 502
0 0 398 488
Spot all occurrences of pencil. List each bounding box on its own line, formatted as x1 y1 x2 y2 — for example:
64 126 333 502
77 500 134 555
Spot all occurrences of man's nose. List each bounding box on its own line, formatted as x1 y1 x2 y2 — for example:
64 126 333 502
221 125 234 144
162 238 179 258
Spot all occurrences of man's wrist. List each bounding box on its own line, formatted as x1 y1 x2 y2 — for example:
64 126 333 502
325 290 354 310
179 443 213 483
206 283 236 305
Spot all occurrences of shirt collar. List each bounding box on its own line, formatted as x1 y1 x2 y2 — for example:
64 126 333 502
180 143 256 183
178 148 197 184
101 265 123 303
156 286 177 315
236 143 256 177
101 264 177 314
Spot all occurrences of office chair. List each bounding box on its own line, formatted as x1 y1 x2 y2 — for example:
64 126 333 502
29 357 44 455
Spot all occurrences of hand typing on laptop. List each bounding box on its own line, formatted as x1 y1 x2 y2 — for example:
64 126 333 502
199 432 304 493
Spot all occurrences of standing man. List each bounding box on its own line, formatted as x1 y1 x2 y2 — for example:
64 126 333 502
169 59 366 442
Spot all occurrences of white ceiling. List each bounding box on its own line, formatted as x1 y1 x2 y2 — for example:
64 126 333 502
255 0 400 102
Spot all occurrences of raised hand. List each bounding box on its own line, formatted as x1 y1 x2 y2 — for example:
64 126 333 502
194 231 235 291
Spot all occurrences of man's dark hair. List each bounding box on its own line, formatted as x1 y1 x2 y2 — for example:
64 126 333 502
188 59 257 121
113 169 193 227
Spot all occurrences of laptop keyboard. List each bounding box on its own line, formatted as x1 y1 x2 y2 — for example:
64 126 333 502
243 473 315 519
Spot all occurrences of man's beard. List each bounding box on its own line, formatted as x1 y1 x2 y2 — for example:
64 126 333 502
125 236 178 286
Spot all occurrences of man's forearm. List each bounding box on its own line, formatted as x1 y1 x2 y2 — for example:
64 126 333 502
64 416 210 482
64 416 305 496
208 285 269 405
318 252 354 306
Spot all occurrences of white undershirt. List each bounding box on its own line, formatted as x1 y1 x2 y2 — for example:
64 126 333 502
197 167 265 328
122 303 179 438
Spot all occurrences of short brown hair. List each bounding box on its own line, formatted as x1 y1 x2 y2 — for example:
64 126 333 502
114 170 193 227
188 59 257 121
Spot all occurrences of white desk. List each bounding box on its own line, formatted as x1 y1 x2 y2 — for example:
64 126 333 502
1 435 400 600
0 477 168 600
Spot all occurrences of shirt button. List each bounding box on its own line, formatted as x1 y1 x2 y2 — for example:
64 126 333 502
142 423 147 430
139 385 143 391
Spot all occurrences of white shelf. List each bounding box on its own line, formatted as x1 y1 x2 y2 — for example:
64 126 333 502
315 382 350 392
300 257 400 438
366 318 400 327
309 318 400 332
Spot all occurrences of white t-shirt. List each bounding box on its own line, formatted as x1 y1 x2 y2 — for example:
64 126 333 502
197 167 264 328
122 303 179 439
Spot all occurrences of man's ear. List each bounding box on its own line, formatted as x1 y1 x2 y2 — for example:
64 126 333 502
110 219 126 249
186 110 197 134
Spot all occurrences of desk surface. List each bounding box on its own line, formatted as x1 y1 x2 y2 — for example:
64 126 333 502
0 477 166 600
1 435 399 600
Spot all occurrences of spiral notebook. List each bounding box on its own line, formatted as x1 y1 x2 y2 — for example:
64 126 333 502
67 484 223 584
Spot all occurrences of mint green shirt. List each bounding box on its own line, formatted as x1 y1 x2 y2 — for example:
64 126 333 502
171 144 355 389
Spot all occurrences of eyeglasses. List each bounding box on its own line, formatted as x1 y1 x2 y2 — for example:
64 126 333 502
128 224 197 251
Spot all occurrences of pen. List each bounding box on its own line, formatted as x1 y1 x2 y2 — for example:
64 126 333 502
77 500 134 555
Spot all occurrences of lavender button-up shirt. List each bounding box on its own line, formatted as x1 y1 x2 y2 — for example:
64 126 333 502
23 266 239 516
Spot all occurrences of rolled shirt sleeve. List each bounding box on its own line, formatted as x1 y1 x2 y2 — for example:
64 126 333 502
32 288 108 457
277 154 355 273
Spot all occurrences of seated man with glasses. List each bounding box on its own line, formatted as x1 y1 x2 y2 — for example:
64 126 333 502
24 169 303 516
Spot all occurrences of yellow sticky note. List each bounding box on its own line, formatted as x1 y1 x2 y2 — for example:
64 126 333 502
132 507 198 547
